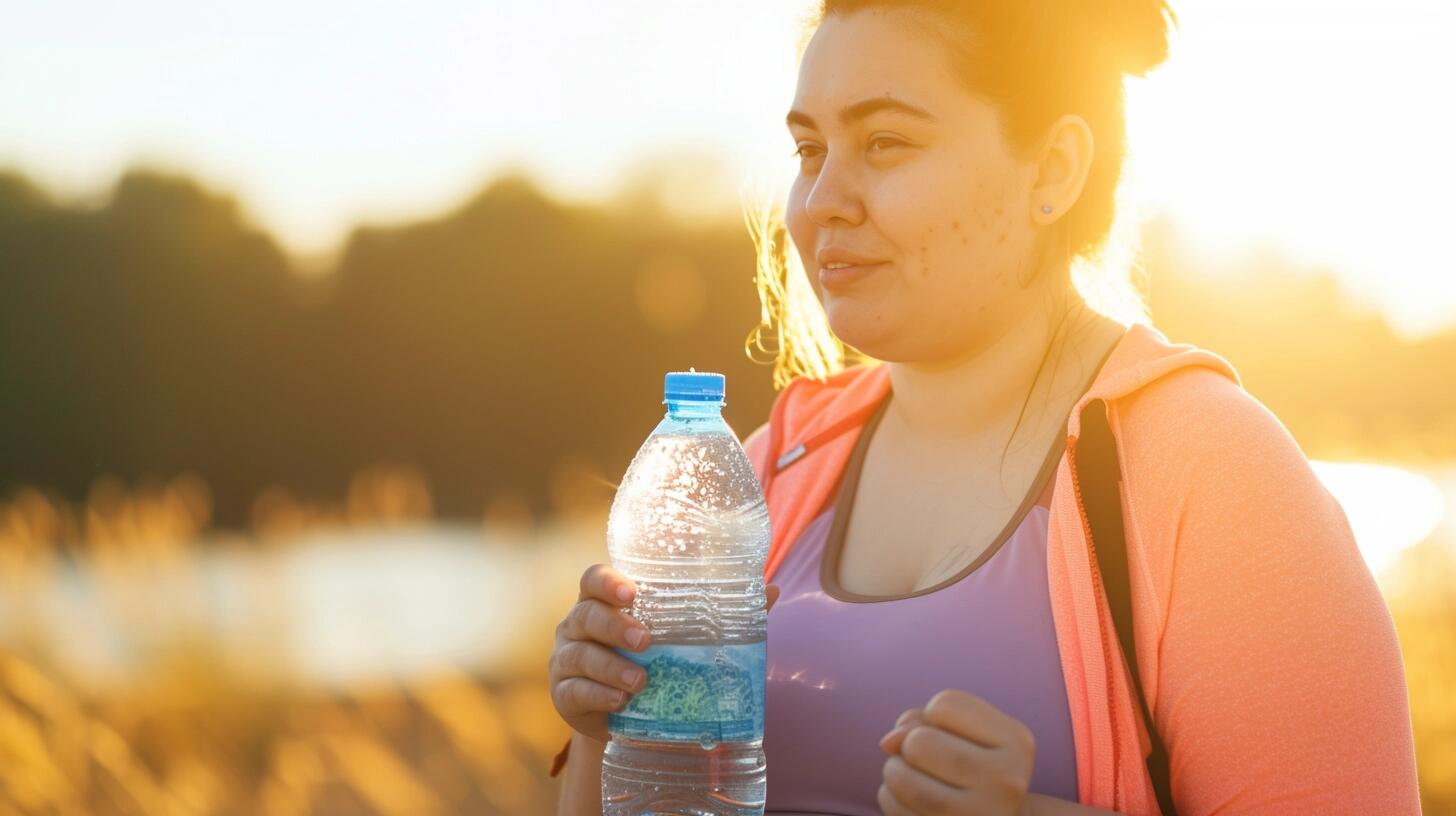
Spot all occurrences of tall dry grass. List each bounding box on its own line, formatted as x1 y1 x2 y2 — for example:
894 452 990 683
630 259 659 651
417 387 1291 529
0 472 576 815
1 470 1454 814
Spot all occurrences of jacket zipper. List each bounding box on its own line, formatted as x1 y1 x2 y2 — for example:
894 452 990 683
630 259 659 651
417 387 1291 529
1066 431 1125 808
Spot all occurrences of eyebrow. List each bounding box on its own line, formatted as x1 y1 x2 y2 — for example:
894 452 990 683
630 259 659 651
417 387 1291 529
786 97 938 130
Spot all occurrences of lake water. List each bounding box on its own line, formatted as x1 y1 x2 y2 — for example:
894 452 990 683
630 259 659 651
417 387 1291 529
1 461 1451 688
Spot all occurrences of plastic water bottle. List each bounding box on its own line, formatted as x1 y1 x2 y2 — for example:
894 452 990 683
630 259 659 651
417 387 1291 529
602 369 770 816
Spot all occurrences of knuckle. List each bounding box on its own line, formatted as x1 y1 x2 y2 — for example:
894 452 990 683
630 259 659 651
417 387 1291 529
556 640 584 675
885 757 928 812
900 726 934 765
552 677 578 712
886 754 949 814
876 784 893 813
877 784 902 816
572 679 600 709
1017 722 1037 755
583 563 615 600
925 688 967 717
580 564 603 595
562 603 588 639
882 754 910 790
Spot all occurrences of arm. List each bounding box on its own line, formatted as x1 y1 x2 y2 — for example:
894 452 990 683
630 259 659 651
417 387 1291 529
1118 369 1420 814
556 732 605 816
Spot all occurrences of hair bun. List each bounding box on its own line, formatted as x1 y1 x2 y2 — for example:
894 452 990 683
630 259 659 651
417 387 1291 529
1076 0 1179 78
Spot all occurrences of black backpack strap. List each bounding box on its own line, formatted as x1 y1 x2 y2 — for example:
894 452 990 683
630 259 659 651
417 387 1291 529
1075 399 1177 816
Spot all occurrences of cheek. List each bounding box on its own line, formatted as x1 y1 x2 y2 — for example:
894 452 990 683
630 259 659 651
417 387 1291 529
912 172 1020 289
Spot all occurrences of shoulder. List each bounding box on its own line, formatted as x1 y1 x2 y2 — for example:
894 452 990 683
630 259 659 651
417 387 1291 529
1113 363 1318 495
741 363 880 479
1110 361 1360 609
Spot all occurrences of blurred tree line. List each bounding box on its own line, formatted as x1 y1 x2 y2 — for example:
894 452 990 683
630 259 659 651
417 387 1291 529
1 166 1453 530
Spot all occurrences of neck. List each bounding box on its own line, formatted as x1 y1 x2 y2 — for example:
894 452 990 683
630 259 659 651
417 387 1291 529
885 298 1121 445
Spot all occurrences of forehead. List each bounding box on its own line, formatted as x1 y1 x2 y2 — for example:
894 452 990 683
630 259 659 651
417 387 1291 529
792 10 963 120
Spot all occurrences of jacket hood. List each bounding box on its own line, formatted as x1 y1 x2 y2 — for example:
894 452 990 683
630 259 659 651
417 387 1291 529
751 320 1242 583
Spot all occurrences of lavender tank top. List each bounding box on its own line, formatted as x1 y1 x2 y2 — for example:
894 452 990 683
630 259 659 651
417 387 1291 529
763 393 1078 815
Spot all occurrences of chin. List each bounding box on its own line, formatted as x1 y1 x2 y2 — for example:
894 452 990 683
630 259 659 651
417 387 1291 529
824 306 903 362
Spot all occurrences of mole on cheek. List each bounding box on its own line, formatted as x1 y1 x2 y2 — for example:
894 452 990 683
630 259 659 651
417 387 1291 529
951 220 961 232
997 231 1007 244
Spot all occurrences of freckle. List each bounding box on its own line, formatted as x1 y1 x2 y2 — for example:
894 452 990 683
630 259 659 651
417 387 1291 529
978 303 988 314
994 206 1003 216
997 231 1006 243
961 236 968 244
951 220 960 232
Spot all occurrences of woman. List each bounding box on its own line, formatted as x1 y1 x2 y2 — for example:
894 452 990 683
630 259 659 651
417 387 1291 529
548 1 1420 814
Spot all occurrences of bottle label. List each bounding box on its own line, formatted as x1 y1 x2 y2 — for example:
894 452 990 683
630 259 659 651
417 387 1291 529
608 641 765 745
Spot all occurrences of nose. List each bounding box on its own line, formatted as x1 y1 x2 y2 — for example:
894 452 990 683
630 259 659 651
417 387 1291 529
802 153 866 228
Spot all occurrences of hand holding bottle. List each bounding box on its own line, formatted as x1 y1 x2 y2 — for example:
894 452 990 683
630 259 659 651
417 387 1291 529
549 563 780 743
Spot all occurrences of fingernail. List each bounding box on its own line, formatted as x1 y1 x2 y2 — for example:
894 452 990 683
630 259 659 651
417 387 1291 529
625 627 645 648
617 584 632 603
622 668 643 688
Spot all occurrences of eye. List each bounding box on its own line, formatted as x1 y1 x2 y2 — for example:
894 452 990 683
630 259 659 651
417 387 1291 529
791 143 823 161
869 136 906 152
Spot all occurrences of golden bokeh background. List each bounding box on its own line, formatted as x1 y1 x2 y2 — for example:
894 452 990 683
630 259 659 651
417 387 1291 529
2 1 1454 814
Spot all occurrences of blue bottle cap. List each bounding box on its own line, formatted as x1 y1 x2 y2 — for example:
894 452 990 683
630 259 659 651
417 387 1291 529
664 369 725 402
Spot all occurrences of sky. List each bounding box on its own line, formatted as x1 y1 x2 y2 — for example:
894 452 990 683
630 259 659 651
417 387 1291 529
2 0 1453 337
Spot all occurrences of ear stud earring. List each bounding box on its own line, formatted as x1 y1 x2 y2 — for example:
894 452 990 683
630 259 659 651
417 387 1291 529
1041 204 1053 214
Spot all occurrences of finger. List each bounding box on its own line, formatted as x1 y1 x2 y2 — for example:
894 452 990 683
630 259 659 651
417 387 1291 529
897 723 995 789
766 584 781 612
924 689 1031 751
882 754 960 814
580 563 636 606
559 598 651 652
879 708 927 753
551 640 649 695
897 708 927 729
553 676 631 716
876 783 916 816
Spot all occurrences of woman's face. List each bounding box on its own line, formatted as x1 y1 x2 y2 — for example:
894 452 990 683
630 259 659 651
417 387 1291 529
785 9 1048 363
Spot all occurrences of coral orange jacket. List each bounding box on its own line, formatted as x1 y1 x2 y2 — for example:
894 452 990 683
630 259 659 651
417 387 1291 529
551 321 1420 814
740 321 1419 814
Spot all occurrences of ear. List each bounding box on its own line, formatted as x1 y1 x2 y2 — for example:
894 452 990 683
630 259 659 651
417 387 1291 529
1028 114 1095 227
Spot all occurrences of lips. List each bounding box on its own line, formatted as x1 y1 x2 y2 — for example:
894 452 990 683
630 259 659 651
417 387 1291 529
816 247 888 291
818 261 885 290
816 247 885 268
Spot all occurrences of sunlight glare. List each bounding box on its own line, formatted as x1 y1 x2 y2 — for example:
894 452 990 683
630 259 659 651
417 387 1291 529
1310 460 1445 577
